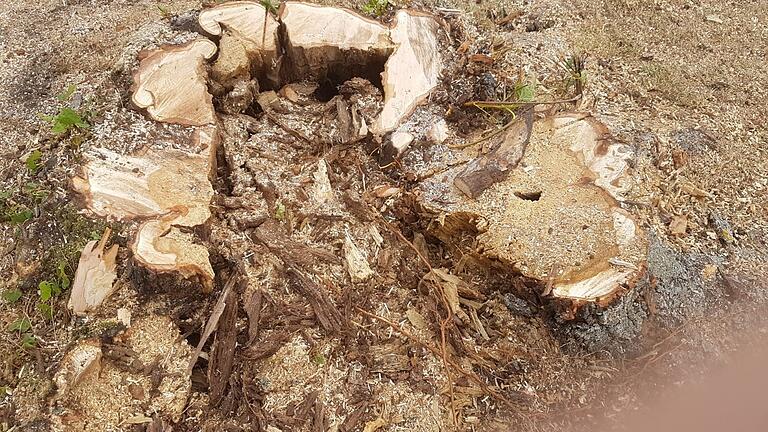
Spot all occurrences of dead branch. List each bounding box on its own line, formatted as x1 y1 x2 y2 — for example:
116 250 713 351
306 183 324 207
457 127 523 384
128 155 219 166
187 274 238 375
453 108 534 198
208 286 239 406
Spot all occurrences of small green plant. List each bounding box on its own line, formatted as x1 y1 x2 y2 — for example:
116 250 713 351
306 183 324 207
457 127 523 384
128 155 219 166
362 0 388 16
37 262 70 319
42 108 90 135
57 84 77 102
515 83 535 102
7 318 31 333
7 207 33 224
40 85 90 135
557 53 587 95
259 0 280 48
25 150 43 172
0 179 53 225
156 4 172 19
2 289 22 303
274 201 286 221
7 317 35 349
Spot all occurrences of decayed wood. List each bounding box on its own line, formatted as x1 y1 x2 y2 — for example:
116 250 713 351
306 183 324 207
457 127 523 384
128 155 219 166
453 109 534 198
254 226 345 334
68 228 119 315
132 39 217 126
374 10 443 134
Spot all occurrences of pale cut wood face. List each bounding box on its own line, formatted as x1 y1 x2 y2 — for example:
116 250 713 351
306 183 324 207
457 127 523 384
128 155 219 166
418 114 645 303
199 1 280 52
375 10 443 134
280 2 391 50
131 38 218 126
68 236 118 315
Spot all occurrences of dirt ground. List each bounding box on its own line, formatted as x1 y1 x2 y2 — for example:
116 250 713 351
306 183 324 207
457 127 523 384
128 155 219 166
1 0 766 431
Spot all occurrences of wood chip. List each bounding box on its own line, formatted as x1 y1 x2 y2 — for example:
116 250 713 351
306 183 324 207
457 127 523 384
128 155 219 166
669 215 688 236
469 53 494 64
68 228 119 315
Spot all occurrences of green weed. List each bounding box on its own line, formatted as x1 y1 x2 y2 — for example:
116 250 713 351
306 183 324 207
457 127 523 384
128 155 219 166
37 262 70 319
25 150 42 172
39 85 90 135
2 289 22 303
557 53 587 95
362 0 388 16
7 318 35 350
515 83 535 102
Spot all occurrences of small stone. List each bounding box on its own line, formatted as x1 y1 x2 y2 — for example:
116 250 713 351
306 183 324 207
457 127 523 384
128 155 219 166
391 132 414 155
709 212 735 244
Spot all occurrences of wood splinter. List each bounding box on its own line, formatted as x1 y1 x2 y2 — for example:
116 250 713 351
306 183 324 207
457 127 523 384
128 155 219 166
453 109 534 198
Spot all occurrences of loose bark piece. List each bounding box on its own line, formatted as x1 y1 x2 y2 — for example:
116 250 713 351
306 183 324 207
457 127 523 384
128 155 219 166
208 287 239 406
454 109 533 198
343 233 375 282
244 289 263 345
374 10 443 133
254 227 345 333
68 228 119 315
188 275 238 375
132 39 217 126
279 2 392 81
419 113 646 304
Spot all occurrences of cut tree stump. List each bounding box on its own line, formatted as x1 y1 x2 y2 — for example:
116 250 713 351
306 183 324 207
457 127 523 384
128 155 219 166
417 113 646 304
199 1 281 87
373 10 443 134
74 2 445 292
75 38 221 289
131 38 218 126
279 2 393 85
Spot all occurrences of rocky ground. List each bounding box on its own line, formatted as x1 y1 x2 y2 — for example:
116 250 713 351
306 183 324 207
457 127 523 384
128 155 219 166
0 0 766 431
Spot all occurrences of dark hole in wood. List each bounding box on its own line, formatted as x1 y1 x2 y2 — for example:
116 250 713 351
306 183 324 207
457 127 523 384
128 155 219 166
514 190 542 201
